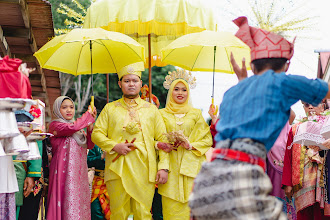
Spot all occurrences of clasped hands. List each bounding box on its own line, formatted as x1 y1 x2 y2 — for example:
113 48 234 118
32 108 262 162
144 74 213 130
112 138 192 158
157 140 192 153
112 138 137 162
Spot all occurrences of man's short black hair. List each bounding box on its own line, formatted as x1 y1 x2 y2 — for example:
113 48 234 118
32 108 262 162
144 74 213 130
251 58 288 73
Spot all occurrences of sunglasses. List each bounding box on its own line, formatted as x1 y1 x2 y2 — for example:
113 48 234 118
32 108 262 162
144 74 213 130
302 102 311 108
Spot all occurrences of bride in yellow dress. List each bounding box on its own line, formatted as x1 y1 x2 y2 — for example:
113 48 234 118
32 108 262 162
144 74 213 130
158 69 212 220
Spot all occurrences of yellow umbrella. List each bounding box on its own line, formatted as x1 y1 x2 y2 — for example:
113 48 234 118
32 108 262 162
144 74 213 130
161 31 251 113
83 0 217 102
34 28 145 107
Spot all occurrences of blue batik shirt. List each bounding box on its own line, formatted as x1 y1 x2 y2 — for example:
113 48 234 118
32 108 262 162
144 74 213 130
215 70 328 151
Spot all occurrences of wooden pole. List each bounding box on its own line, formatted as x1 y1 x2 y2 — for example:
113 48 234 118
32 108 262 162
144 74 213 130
148 34 152 103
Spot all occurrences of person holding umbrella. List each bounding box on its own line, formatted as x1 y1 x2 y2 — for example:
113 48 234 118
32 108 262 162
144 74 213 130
189 16 330 219
91 62 174 220
47 96 97 220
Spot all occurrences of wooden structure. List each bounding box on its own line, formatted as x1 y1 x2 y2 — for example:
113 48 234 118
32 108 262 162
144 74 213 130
316 50 330 82
0 0 61 119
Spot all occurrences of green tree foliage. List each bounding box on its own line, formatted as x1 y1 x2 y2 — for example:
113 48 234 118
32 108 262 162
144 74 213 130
48 0 91 34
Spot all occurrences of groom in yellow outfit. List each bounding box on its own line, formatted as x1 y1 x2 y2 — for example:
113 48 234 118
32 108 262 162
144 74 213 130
92 62 172 220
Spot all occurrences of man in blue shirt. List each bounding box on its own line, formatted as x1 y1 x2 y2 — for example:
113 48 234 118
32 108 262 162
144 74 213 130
189 16 330 220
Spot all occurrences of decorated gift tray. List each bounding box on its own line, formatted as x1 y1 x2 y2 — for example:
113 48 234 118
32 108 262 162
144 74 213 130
293 133 327 150
0 98 37 110
26 132 53 141
320 117 330 139
17 122 40 132
293 121 327 150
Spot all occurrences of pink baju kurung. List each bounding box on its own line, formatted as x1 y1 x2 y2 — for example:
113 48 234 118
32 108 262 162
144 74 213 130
47 112 95 220
267 122 290 199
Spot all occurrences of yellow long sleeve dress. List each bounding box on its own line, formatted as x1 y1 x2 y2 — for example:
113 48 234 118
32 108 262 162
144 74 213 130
91 97 169 220
158 108 212 220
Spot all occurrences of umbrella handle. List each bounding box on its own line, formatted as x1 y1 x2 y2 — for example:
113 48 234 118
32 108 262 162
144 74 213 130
211 98 218 116
90 96 94 111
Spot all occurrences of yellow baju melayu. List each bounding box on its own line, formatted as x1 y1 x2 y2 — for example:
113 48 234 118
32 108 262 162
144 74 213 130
91 96 169 220
158 77 212 220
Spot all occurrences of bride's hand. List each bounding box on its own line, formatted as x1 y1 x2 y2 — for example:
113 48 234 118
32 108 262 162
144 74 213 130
179 140 193 150
157 142 177 153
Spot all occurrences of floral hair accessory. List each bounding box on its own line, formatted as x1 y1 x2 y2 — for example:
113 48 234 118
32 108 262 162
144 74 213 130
163 69 196 90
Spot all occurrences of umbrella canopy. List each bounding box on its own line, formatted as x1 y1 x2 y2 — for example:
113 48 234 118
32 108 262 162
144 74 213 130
161 31 251 114
84 0 217 66
83 0 217 102
83 0 216 34
34 28 145 75
161 31 251 74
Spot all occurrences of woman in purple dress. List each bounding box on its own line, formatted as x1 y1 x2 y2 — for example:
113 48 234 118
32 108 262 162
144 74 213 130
47 96 96 220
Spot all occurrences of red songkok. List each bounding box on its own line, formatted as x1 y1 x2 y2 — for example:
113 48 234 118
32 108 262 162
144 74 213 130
233 16 294 61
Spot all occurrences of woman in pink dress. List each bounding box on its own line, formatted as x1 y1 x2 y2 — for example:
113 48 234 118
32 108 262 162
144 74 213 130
47 96 96 220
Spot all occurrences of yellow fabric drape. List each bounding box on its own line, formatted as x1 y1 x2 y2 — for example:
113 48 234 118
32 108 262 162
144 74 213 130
83 0 218 67
106 179 153 220
162 196 190 220
158 108 212 203
164 79 192 114
83 0 217 36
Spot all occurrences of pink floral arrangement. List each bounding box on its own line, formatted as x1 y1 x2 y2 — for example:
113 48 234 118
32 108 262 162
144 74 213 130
29 105 41 118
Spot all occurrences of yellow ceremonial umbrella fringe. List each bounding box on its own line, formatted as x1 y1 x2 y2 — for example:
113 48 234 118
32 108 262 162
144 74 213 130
99 21 209 37
83 0 216 36
83 0 217 102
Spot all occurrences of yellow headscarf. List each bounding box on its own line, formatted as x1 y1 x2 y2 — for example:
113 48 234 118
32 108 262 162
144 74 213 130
164 79 192 114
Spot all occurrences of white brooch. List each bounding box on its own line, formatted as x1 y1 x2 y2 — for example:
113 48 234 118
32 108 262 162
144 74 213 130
127 66 135 74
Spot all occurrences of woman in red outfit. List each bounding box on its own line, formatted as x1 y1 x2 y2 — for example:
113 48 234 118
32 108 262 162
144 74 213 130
282 101 330 220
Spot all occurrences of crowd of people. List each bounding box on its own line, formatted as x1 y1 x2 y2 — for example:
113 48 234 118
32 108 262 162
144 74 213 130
3 16 330 220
